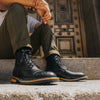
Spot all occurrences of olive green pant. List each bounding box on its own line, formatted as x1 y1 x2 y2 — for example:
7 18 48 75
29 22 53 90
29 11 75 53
0 3 60 59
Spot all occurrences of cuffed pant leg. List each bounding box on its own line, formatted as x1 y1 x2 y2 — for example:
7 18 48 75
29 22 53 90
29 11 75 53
30 23 60 58
5 3 32 54
40 24 60 58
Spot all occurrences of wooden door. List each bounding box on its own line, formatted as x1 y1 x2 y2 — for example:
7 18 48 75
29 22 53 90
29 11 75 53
48 0 84 57
30 0 87 58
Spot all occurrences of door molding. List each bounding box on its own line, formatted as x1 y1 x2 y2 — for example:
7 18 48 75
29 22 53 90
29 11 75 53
77 0 88 57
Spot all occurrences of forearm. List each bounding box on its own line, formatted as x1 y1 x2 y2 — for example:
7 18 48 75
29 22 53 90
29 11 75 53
0 0 36 7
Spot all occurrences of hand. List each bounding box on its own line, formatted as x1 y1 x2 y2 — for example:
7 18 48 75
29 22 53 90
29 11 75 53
33 0 51 25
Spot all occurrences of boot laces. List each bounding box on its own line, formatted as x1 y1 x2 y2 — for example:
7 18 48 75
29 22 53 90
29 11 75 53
23 50 38 70
54 55 67 70
55 56 62 66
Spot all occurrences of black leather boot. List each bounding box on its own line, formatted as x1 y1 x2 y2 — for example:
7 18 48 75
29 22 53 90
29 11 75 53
11 48 59 85
46 54 88 81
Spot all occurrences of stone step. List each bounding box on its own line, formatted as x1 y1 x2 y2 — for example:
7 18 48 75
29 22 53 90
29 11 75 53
0 80 100 100
0 58 100 80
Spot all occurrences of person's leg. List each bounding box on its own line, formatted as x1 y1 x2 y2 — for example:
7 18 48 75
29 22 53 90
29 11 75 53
30 23 88 81
0 3 58 84
30 23 60 58
0 15 14 59
30 24 41 55
0 3 32 59
0 25 14 59
4 4 32 54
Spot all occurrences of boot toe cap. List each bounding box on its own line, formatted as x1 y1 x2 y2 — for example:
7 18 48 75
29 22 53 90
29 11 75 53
46 71 57 77
33 71 58 79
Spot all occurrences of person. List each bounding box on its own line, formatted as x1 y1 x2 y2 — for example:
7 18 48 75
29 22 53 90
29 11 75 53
0 0 88 85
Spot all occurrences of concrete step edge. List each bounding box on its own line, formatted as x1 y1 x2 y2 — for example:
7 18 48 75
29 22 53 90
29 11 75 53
0 80 100 100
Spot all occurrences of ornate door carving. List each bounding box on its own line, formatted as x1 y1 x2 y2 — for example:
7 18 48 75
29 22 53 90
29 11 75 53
48 0 83 57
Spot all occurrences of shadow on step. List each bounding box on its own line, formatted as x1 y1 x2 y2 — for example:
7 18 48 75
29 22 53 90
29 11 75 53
0 80 11 84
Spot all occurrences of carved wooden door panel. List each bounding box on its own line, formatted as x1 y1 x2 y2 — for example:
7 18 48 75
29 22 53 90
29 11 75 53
48 0 83 57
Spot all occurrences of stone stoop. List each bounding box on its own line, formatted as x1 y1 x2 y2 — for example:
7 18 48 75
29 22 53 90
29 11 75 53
0 58 100 100
0 80 100 100
0 58 100 80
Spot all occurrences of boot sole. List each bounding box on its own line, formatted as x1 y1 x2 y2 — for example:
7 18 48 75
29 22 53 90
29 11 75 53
59 76 88 82
11 76 59 85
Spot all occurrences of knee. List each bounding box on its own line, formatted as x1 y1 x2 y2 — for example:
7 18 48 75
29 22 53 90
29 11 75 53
41 23 52 32
41 23 50 29
8 3 26 15
10 3 24 10
40 23 54 35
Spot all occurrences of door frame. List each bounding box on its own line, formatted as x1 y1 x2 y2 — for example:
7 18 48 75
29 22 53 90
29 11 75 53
77 0 88 57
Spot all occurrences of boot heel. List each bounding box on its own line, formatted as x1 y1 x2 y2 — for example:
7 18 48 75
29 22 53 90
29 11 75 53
11 78 18 83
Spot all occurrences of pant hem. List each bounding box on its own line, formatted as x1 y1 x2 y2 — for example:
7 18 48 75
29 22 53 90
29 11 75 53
13 43 32 54
45 50 61 58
